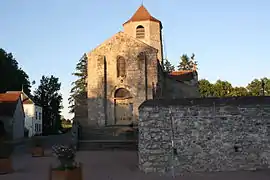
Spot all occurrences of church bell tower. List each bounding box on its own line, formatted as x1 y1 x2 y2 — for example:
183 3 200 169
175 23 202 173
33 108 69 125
123 5 164 65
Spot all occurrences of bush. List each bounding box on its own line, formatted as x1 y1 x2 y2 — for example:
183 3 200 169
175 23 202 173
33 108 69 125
52 144 76 170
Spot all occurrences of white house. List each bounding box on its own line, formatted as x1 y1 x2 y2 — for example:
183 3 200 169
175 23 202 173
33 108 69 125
7 91 43 137
0 93 25 140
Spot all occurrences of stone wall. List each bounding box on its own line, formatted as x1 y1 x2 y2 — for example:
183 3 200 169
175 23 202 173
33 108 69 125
86 32 159 126
138 97 270 175
74 92 89 127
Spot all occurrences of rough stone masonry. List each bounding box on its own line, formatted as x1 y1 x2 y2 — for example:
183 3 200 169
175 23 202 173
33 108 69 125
138 96 270 175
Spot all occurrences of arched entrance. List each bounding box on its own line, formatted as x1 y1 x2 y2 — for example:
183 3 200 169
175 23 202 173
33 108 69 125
114 88 133 124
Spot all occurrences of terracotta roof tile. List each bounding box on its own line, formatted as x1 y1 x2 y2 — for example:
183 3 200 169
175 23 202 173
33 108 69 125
6 91 34 104
0 93 20 102
169 70 194 76
168 70 196 81
123 5 161 25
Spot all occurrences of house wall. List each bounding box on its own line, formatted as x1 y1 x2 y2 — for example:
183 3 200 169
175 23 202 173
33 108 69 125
0 116 13 139
35 105 43 134
12 101 25 139
138 97 270 175
24 104 34 136
163 77 200 99
24 104 42 136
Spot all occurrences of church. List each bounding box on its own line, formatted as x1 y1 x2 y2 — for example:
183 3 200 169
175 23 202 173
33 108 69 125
81 5 199 127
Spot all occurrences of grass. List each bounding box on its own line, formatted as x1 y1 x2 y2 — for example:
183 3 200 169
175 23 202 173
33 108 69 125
61 124 72 129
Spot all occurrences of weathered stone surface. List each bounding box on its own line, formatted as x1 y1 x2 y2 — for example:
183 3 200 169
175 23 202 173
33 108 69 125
138 96 270 174
82 7 200 128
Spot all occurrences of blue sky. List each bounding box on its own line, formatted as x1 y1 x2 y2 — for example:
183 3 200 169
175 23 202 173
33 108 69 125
0 0 269 119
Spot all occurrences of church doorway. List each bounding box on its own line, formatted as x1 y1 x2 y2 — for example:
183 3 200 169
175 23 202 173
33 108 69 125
114 88 133 125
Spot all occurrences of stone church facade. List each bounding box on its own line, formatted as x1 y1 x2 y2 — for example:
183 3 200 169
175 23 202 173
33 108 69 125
80 5 199 127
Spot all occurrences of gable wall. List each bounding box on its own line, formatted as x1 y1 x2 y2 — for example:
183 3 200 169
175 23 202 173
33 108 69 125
86 32 159 126
12 100 25 139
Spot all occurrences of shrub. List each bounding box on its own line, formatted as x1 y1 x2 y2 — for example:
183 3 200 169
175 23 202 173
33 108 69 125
52 144 76 170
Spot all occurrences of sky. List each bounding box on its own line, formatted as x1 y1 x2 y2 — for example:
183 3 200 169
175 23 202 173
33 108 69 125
0 0 269 119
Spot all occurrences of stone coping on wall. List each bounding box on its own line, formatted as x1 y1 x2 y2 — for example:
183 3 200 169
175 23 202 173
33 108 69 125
139 96 270 108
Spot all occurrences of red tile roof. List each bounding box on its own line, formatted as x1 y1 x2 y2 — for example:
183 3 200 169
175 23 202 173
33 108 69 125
169 70 194 76
6 91 34 104
123 5 161 25
0 93 21 117
168 70 196 81
0 93 21 102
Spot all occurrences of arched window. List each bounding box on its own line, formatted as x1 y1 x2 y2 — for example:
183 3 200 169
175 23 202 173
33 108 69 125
136 25 145 39
117 56 126 77
114 88 131 98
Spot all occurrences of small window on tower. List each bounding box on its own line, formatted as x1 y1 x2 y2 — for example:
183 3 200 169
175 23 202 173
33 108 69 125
136 25 145 39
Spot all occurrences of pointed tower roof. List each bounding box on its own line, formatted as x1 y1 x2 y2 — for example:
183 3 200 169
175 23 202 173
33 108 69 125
123 5 161 26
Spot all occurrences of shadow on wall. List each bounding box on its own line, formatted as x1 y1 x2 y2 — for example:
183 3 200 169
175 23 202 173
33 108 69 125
0 120 6 139
75 79 139 129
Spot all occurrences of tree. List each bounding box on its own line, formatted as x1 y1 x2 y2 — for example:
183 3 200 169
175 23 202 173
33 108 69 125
230 87 249 96
198 79 214 97
163 59 175 73
213 80 233 97
246 77 270 96
0 48 31 95
177 53 197 71
69 54 87 113
34 75 62 134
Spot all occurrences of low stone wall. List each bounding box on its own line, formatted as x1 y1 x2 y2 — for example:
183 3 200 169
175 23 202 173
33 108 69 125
138 96 270 175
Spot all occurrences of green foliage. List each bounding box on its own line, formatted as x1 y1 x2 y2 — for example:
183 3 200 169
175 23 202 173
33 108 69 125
69 54 87 113
61 118 72 129
199 77 270 97
52 144 76 169
230 87 249 97
177 53 197 71
198 79 214 97
213 80 233 97
34 75 62 134
0 48 31 95
246 77 270 96
163 59 175 73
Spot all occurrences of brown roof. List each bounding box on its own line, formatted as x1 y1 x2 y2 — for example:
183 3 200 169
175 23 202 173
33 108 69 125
123 5 161 26
0 93 20 102
6 91 34 104
168 70 196 81
0 93 20 117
